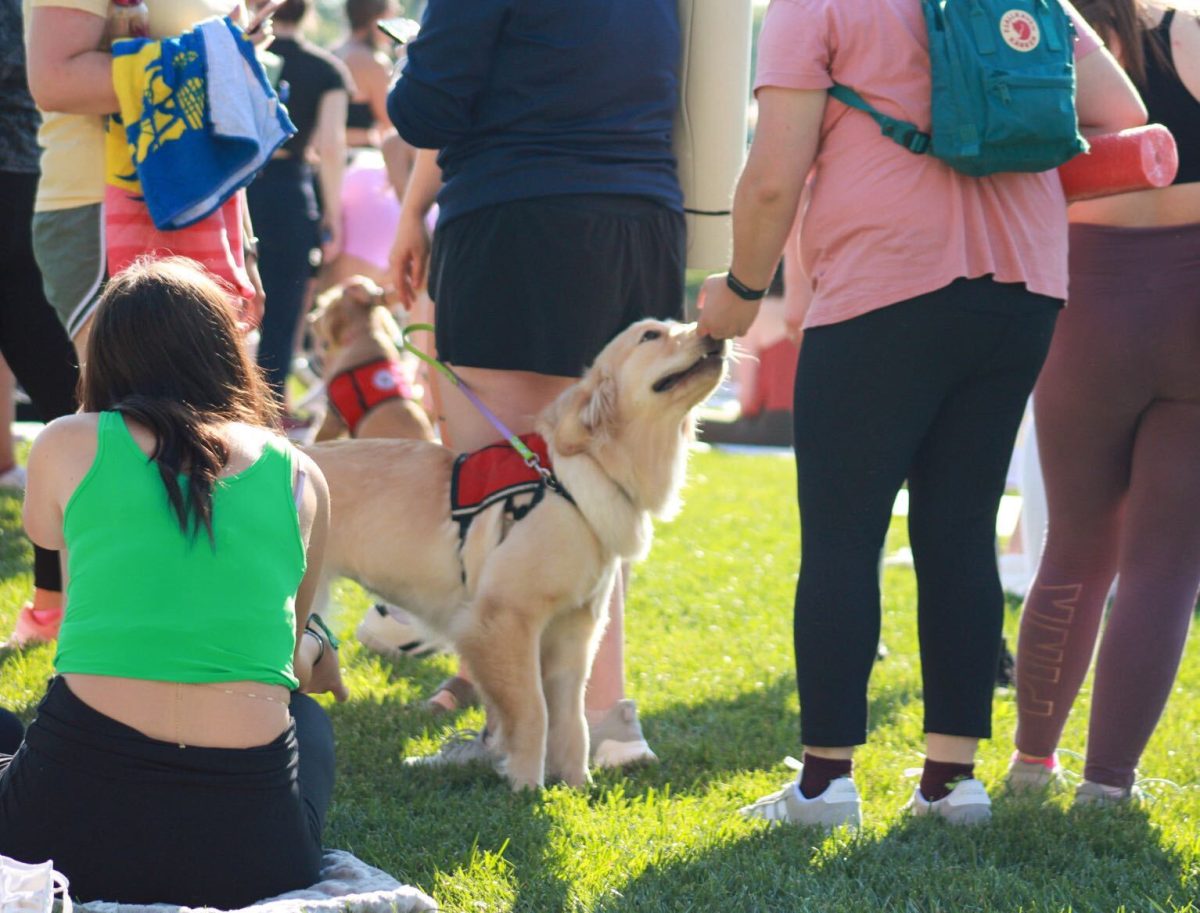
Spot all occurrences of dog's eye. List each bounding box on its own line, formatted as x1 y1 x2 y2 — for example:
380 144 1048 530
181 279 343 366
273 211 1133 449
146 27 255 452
639 330 661 343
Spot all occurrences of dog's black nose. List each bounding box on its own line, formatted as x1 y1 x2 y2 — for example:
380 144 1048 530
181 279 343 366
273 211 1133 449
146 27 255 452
702 335 726 357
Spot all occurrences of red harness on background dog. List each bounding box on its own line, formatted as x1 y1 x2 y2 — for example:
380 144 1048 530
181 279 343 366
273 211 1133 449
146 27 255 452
451 433 573 545
327 359 415 435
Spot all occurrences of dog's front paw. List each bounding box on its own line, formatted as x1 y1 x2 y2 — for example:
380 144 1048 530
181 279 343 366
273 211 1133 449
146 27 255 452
546 763 591 789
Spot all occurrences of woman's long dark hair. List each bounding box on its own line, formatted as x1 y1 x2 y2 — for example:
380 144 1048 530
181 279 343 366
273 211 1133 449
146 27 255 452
81 258 279 542
1073 0 1173 88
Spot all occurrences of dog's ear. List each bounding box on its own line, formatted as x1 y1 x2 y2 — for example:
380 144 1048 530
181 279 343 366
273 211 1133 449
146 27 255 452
344 277 384 310
553 370 617 456
310 294 347 347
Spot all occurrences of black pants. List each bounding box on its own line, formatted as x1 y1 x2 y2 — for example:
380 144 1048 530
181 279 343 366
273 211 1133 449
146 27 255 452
793 277 1059 746
0 678 334 907
0 709 22 756
247 158 321 401
0 171 81 593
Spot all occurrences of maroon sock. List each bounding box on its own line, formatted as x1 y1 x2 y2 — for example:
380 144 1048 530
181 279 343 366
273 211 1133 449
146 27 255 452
920 759 974 802
798 753 853 799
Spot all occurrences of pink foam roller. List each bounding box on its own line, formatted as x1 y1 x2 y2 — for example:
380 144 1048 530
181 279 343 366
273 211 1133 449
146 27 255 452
1058 124 1179 202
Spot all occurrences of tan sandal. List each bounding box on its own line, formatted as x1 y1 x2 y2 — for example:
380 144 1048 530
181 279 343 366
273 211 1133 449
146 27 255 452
426 676 479 715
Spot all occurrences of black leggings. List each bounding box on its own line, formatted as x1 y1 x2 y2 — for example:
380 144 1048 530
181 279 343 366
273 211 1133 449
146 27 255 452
0 678 334 907
0 709 22 756
0 170 81 594
793 277 1059 746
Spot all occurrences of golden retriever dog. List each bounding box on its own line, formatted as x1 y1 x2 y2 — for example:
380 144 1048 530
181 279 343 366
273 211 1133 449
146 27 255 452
309 277 436 443
306 319 727 790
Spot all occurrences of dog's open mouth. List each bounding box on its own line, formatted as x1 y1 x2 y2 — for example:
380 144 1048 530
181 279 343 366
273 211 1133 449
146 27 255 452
652 348 724 393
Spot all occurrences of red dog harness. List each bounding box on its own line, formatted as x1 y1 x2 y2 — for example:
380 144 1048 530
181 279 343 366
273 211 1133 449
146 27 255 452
450 433 574 546
327 359 414 435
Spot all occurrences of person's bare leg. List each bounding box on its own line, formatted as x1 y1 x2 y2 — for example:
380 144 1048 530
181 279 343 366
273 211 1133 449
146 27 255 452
584 563 626 724
926 734 978 764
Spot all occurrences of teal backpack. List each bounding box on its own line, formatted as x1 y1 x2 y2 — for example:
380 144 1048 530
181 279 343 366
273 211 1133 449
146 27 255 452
831 0 1088 176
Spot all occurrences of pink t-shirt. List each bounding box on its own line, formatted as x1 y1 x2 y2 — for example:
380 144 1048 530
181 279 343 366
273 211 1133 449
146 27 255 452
754 0 1102 329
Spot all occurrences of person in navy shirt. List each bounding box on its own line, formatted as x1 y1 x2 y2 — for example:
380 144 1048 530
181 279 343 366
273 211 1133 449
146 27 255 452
387 0 684 767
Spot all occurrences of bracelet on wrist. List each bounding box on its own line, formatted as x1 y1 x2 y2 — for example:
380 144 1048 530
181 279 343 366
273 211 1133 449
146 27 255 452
725 270 768 302
303 627 326 665
306 612 340 651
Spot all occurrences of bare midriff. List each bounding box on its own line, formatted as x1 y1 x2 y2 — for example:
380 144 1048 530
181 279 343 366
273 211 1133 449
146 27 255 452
1070 181 1200 227
62 673 291 748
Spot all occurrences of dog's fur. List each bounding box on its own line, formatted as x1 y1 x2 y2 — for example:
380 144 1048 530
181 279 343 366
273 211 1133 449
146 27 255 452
306 319 727 790
309 277 436 443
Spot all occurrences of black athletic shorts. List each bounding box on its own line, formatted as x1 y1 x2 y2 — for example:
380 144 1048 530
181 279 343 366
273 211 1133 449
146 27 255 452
428 194 686 377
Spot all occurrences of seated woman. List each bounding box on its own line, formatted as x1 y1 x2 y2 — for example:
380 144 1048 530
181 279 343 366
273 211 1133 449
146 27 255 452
0 258 345 907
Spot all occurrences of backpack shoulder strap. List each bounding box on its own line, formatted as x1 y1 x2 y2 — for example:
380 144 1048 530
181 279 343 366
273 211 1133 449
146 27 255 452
828 84 931 155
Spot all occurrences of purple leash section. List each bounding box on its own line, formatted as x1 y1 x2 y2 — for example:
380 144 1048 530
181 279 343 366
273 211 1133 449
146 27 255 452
401 323 564 489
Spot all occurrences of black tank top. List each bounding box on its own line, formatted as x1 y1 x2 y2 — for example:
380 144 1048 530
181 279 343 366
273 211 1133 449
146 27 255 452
347 100 375 130
1143 10 1200 185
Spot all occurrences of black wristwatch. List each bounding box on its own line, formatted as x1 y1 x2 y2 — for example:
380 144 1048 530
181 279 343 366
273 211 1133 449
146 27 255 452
725 270 768 301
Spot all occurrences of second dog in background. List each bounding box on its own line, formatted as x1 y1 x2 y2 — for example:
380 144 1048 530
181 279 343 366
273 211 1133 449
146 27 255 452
309 277 436 443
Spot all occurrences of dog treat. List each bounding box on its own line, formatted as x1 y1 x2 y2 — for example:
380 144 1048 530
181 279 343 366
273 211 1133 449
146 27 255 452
1058 124 1179 203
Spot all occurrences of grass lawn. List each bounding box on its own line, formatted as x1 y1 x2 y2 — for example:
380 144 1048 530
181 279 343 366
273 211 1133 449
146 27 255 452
2 448 1198 912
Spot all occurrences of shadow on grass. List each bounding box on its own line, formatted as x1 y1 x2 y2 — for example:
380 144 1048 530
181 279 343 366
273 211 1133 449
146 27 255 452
595 798 1196 913
322 687 575 913
596 672 921 799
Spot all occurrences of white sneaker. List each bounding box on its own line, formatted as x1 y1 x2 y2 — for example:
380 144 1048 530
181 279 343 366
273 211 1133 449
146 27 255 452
740 774 862 830
906 778 992 825
588 699 658 769
356 603 440 657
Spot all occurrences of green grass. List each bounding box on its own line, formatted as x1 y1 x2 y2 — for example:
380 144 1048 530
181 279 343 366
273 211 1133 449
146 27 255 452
3 449 1199 912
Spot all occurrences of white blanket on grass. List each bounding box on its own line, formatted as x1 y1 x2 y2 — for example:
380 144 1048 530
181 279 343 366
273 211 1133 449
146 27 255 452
75 851 437 913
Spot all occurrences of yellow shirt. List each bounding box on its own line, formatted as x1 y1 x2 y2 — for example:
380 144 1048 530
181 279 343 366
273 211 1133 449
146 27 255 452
25 0 244 212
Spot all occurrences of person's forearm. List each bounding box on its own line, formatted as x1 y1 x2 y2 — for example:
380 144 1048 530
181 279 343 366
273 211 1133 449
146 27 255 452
400 148 443 221
316 144 345 231
729 164 806 293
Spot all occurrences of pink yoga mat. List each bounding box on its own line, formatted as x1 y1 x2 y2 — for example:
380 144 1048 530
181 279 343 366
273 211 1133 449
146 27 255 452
1058 124 1179 202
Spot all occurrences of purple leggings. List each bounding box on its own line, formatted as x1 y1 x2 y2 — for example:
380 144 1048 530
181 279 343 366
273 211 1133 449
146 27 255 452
1015 221 1200 789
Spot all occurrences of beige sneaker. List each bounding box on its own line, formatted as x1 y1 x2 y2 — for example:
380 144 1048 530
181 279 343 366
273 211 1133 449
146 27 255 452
588 699 657 769
1005 753 1064 794
1073 780 1141 806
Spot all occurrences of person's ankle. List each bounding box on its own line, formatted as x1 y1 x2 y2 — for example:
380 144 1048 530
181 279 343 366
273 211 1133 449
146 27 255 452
799 752 854 799
920 759 975 802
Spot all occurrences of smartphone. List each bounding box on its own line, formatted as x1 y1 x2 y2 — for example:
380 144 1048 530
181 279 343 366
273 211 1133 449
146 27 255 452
377 17 420 45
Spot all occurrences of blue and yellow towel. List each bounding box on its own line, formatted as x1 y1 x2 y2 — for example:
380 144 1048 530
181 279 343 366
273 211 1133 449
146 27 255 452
108 17 295 230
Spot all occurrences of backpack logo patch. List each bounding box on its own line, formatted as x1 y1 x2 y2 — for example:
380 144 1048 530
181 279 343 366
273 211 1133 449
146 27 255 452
1000 10 1040 51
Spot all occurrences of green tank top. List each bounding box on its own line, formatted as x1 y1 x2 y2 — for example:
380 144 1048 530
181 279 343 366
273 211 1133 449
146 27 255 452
56 412 305 688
